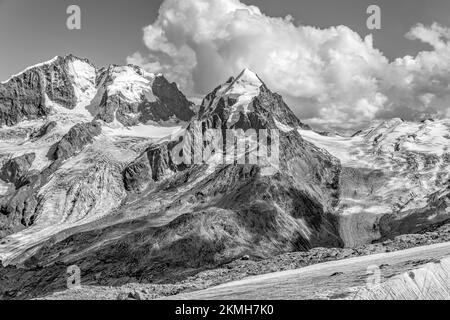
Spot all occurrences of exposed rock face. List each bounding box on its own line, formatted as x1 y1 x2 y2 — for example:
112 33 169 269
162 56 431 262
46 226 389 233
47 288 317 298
0 55 194 129
123 142 179 193
0 186 37 238
51 121 102 161
198 69 309 130
123 154 153 193
30 121 57 140
150 75 195 122
0 153 38 237
95 66 195 126
0 121 103 238
42 57 78 109
0 71 49 127
0 55 92 127
0 153 35 187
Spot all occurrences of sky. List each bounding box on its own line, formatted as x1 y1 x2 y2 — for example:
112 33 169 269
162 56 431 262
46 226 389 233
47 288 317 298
1 0 450 130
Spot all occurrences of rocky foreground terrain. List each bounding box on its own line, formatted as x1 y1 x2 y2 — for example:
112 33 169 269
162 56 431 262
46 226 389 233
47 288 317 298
38 224 450 300
0 55 448 300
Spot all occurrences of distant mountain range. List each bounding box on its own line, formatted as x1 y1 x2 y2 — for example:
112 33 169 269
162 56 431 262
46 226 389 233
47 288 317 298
0 55 448 299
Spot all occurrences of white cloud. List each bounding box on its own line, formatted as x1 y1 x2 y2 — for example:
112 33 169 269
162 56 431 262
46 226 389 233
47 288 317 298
128 0 450 131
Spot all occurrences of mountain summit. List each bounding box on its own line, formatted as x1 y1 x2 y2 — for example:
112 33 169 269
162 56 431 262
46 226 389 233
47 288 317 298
0 55 195 128
199 68 309 131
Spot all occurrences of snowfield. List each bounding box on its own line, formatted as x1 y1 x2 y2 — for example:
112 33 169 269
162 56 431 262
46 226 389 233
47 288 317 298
299 118 450 247
202 68 263 127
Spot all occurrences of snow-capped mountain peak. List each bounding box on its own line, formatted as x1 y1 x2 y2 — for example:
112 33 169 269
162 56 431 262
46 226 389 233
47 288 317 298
95 64 194 126
99 65 157 104
0 55 195 129
198 68 265 127
221 68 264 97
198 68 307 130
232 68 263 86
0 56 60 85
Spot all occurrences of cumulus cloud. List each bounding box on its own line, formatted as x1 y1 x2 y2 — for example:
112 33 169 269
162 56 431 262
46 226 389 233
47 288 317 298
128 0 450 131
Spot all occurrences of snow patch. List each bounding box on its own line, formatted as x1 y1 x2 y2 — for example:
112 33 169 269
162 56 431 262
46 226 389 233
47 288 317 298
107 66 156 103
274 118 294 133
66 59 97 117
205 69 263 127
101 119 184 141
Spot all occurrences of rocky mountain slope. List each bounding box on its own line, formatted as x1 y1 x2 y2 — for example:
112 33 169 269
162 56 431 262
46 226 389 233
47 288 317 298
0 55 191 259
0 55 449 300
36 224 450 300
0 57 345 299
